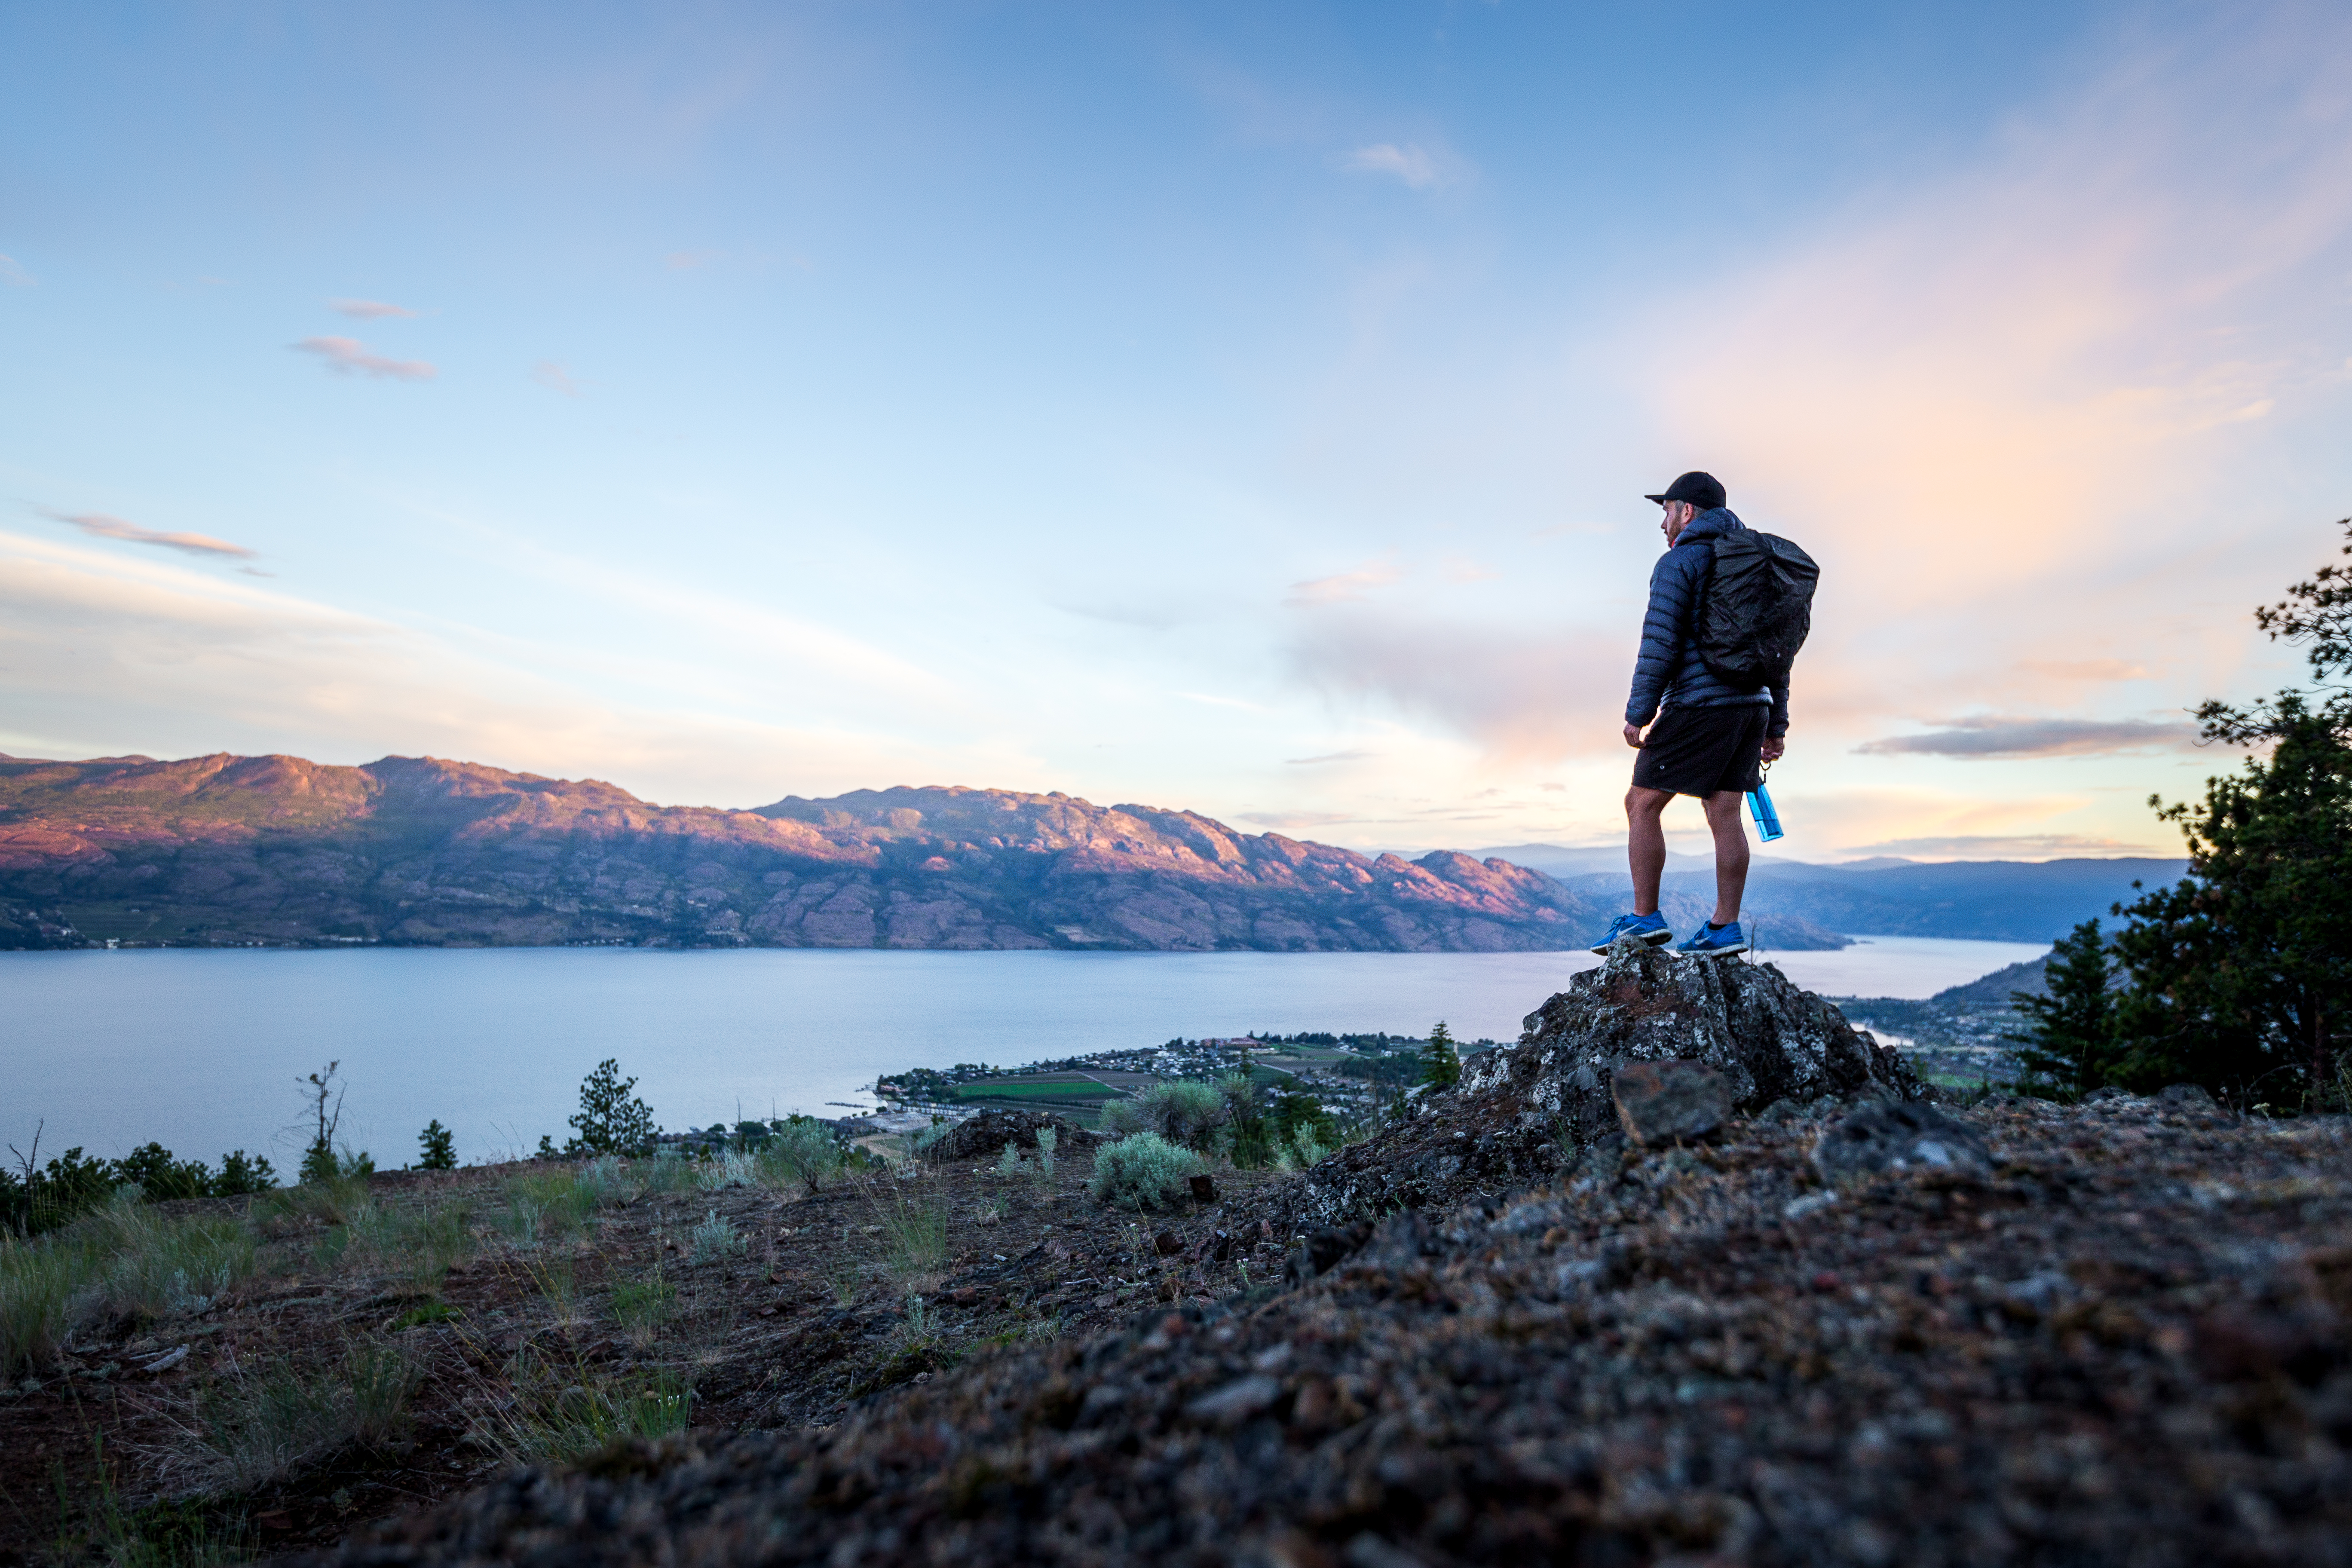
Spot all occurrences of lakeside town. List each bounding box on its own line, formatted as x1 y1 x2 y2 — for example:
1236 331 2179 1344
843 1031 1494 1141
797 984 2042 1150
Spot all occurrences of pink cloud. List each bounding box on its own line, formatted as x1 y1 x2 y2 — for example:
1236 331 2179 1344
532 361 582 396
328 298 419 319
1285 559 1400 606
1855 716 2195 758
293 337 436 381
42 508 257 560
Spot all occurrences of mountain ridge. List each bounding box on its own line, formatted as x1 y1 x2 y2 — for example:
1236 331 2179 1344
0 751 1843 952
1485 839 2187 943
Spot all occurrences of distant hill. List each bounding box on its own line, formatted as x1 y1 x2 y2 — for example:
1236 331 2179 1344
0 752 1839 953
1929 952 2051 1005
1485 842 2188 943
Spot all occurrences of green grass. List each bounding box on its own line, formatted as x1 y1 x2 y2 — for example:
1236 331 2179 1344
469 1343 692 1466
183 1341 418 1491
610 1264 677 1349
4 1195 271 1373
867 1181 951 1279
0 1231 94 1374
254 1171 373 1230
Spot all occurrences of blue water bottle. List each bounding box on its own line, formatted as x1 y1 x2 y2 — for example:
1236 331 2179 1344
1748 778 1784 842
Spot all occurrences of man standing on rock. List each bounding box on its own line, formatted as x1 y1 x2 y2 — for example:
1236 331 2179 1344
1591 470 1788 958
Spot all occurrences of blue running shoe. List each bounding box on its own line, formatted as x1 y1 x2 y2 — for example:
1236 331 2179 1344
1677 921 1749 957
1589 911 1673 956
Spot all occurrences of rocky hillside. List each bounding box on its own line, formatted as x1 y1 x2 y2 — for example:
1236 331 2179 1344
296 948 2352 1567
0 751 1845 952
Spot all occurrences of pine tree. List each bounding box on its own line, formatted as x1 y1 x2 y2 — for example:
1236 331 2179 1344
2107 519 2352 1107
416 1119 458 1171
2111 700 2351 1104
2003 920 2117 1100
1420 1020 1462 1090
567 1059 658 1156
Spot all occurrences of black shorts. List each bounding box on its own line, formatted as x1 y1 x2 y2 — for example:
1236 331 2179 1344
1632 704 1767 797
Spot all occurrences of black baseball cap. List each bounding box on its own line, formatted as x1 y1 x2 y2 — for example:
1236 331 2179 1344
1644 471 1726 510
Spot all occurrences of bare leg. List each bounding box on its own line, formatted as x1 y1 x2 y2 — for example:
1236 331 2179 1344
1702 789 1750 925
1625 786 1674 916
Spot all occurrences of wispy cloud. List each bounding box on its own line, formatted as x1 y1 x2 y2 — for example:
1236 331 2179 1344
531 361 582 396
39 508 257 560
292 337 437 381
1343 143 1442 190
328 298 418 319
1284 606 1625 763
1285 559 1400 606
1836 832 2176 861
1237 810 1359 830
2018 658 2153 682
1855 717 2194 758
1176 691 1265 712
0 530 1030 815
0 254 34 287
1285 750 1372 766
1623 6 2352 763
666 249 723 270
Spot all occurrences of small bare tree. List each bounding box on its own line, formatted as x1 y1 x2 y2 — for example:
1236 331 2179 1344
298 1061 347 1184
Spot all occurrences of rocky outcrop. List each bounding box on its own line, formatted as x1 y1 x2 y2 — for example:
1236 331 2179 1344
1482 940 1923 1141
923 1109 1099 1163
0 753 1854 952
1275 942 1922 1230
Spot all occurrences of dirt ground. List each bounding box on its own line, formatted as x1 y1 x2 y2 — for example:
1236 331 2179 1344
0 1141 1288 1565
291 1091 2352 1568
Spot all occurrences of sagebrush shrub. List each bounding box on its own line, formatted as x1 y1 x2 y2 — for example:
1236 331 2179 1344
752 1118 842 1195
690 1210 744 1262
1087 1133 1203 1213
1100 1082 1227 1152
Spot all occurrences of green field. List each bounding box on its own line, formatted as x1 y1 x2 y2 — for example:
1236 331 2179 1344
956 1078 1124 1103
60 904 206 942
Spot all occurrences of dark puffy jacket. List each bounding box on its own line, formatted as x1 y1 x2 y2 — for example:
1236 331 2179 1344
1623 508 1791 735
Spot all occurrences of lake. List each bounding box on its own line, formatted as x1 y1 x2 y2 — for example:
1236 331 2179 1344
0 937 2046 1168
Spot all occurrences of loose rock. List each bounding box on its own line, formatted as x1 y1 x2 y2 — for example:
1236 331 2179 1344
1811 1100 1993 1182
1610 1058 1732 1145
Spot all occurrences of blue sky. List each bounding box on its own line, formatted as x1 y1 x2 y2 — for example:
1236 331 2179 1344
3 1 2348 860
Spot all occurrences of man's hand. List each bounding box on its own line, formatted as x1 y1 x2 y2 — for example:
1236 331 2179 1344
1624 722 1645 749
1762 735 1786 763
